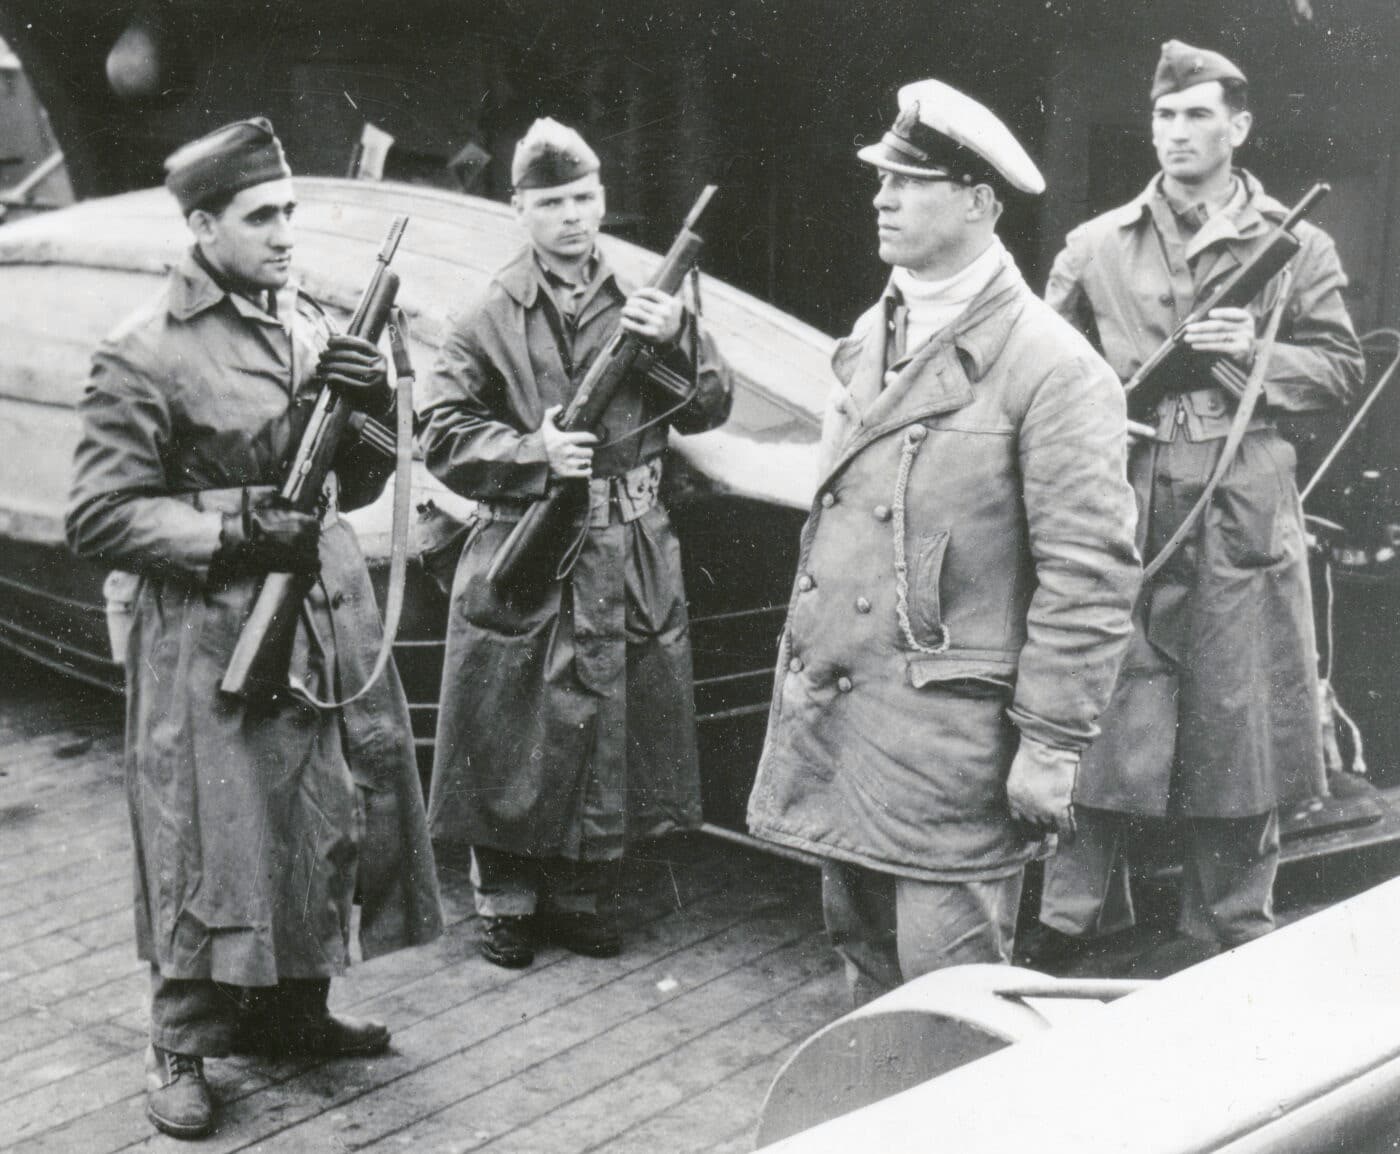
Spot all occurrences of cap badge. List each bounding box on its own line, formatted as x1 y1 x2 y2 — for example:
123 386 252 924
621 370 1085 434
893 100 921 139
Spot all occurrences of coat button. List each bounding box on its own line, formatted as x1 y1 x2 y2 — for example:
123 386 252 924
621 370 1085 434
330 591 345 609
797 574 815 592
836 676 853 693
873 504 892 522
906 425 927 443
820 492 835 508
1158 292 1174 306
788 656 804 674
855 596 871 614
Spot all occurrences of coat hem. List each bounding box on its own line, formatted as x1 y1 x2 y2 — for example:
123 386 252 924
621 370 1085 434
747 823 1033 883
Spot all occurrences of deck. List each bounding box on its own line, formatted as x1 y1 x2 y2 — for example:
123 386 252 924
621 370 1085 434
0 667 843 1153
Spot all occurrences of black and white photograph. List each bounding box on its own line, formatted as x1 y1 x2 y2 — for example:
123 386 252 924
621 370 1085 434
1 0 1398 1149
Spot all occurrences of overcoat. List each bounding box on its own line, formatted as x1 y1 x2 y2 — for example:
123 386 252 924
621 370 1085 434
418 246 733 861
747 257 1140 879
1046 172 1364 817
66 252 442 986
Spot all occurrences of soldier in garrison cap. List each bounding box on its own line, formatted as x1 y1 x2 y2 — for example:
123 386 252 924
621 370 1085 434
1027 41 1364 973
66 118 442 1139
746 80 1140 1005
419 118 734 969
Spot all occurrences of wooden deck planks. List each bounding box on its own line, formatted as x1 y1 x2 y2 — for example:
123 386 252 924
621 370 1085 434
0 666 842 1154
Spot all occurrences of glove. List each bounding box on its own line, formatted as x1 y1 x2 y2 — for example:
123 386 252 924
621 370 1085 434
316 334 391 413
214 504 321 576
1005 736 1079 841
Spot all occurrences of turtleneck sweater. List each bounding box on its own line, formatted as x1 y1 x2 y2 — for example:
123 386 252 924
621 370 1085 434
891 237 1010 356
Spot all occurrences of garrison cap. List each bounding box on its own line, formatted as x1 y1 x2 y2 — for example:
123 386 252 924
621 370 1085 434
163 118 291 216
1151 40 1247 102
857 79 1045 196
511 118 601 191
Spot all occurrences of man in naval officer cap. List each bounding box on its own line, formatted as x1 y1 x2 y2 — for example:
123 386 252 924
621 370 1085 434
420 118 734 970
746 80 1140 1004
67 117 443 1138
1027 41 1363 974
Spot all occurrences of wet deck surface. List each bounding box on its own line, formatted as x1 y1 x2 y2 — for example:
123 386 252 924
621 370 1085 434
0 667 844 1153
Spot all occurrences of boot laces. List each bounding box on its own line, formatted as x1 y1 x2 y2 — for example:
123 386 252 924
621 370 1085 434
164 1051 204 1081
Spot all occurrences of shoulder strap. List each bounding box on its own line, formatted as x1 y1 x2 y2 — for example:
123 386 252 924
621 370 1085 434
1139 268 1293 585
287 309 415 711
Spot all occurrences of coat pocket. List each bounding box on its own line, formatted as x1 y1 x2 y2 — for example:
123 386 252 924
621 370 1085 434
902 529 951 650
1212 438 1295 569
908 656 1015 697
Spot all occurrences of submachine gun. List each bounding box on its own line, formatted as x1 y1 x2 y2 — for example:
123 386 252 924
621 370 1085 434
485 185 718 597
1122 182 1329 422
220 216 407 698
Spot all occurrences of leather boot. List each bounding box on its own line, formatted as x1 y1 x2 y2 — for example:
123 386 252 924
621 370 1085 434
145 1044 214 1138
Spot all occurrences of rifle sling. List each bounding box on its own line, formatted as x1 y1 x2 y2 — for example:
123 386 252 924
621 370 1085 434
1139 267 1293 587
288 313 415 711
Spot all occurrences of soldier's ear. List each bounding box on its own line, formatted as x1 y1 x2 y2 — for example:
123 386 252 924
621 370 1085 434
187 208 217 244
968 183 1001 222
1229 109 1253 150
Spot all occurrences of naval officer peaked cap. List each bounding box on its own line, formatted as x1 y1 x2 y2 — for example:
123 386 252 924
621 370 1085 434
163 117 292 216
857 78 1045 196
1151 39 1247 101
512 118 601 191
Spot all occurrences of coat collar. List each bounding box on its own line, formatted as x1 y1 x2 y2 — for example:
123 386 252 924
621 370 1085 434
494 242 623 308
880 258 1027 383
819 260 1029 484
167 247 296 326
1112 169 1289 238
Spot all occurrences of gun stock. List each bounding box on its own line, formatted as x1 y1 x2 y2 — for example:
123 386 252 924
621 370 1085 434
220 217 408 698
1122 183 1328 421
485 186 717 596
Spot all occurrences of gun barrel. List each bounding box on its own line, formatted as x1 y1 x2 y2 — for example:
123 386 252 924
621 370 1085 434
378 214 409 264
1281 183 1329 233
683 185 718 230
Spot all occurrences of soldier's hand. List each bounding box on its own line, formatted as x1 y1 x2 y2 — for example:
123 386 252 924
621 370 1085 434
621 287 684 345
318 334 391 412
541 404 597 479
216 505 321 576
1183 307 1256 367
1006 736 1079 842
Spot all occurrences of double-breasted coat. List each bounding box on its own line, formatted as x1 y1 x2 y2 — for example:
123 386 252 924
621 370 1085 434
1046 172 1364 817
66 252 443 987
747 257 1140 878
419 246 733 861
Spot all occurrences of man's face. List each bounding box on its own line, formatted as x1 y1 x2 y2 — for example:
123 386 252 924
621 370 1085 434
872 169 975 277
513 173 606 266
1151 81 1251 187
191 177 297 292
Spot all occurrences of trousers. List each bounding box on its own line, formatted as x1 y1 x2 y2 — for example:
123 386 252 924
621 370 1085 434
821 859 1023 1008
470 846 621 918
1038 805 1279 947
149 969 332 1056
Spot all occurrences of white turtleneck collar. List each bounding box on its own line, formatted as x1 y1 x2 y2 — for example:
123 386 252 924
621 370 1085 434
891 237 1011 356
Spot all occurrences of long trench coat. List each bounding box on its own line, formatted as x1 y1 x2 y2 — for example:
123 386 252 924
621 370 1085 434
746 258 1140 879
418 246 733 861
66 252 442 986
1046 171 1365 817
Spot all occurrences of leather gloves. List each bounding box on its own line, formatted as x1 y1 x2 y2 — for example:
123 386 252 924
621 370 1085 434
215 504 320 576
1005 735 1079 841
316 334 391 413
